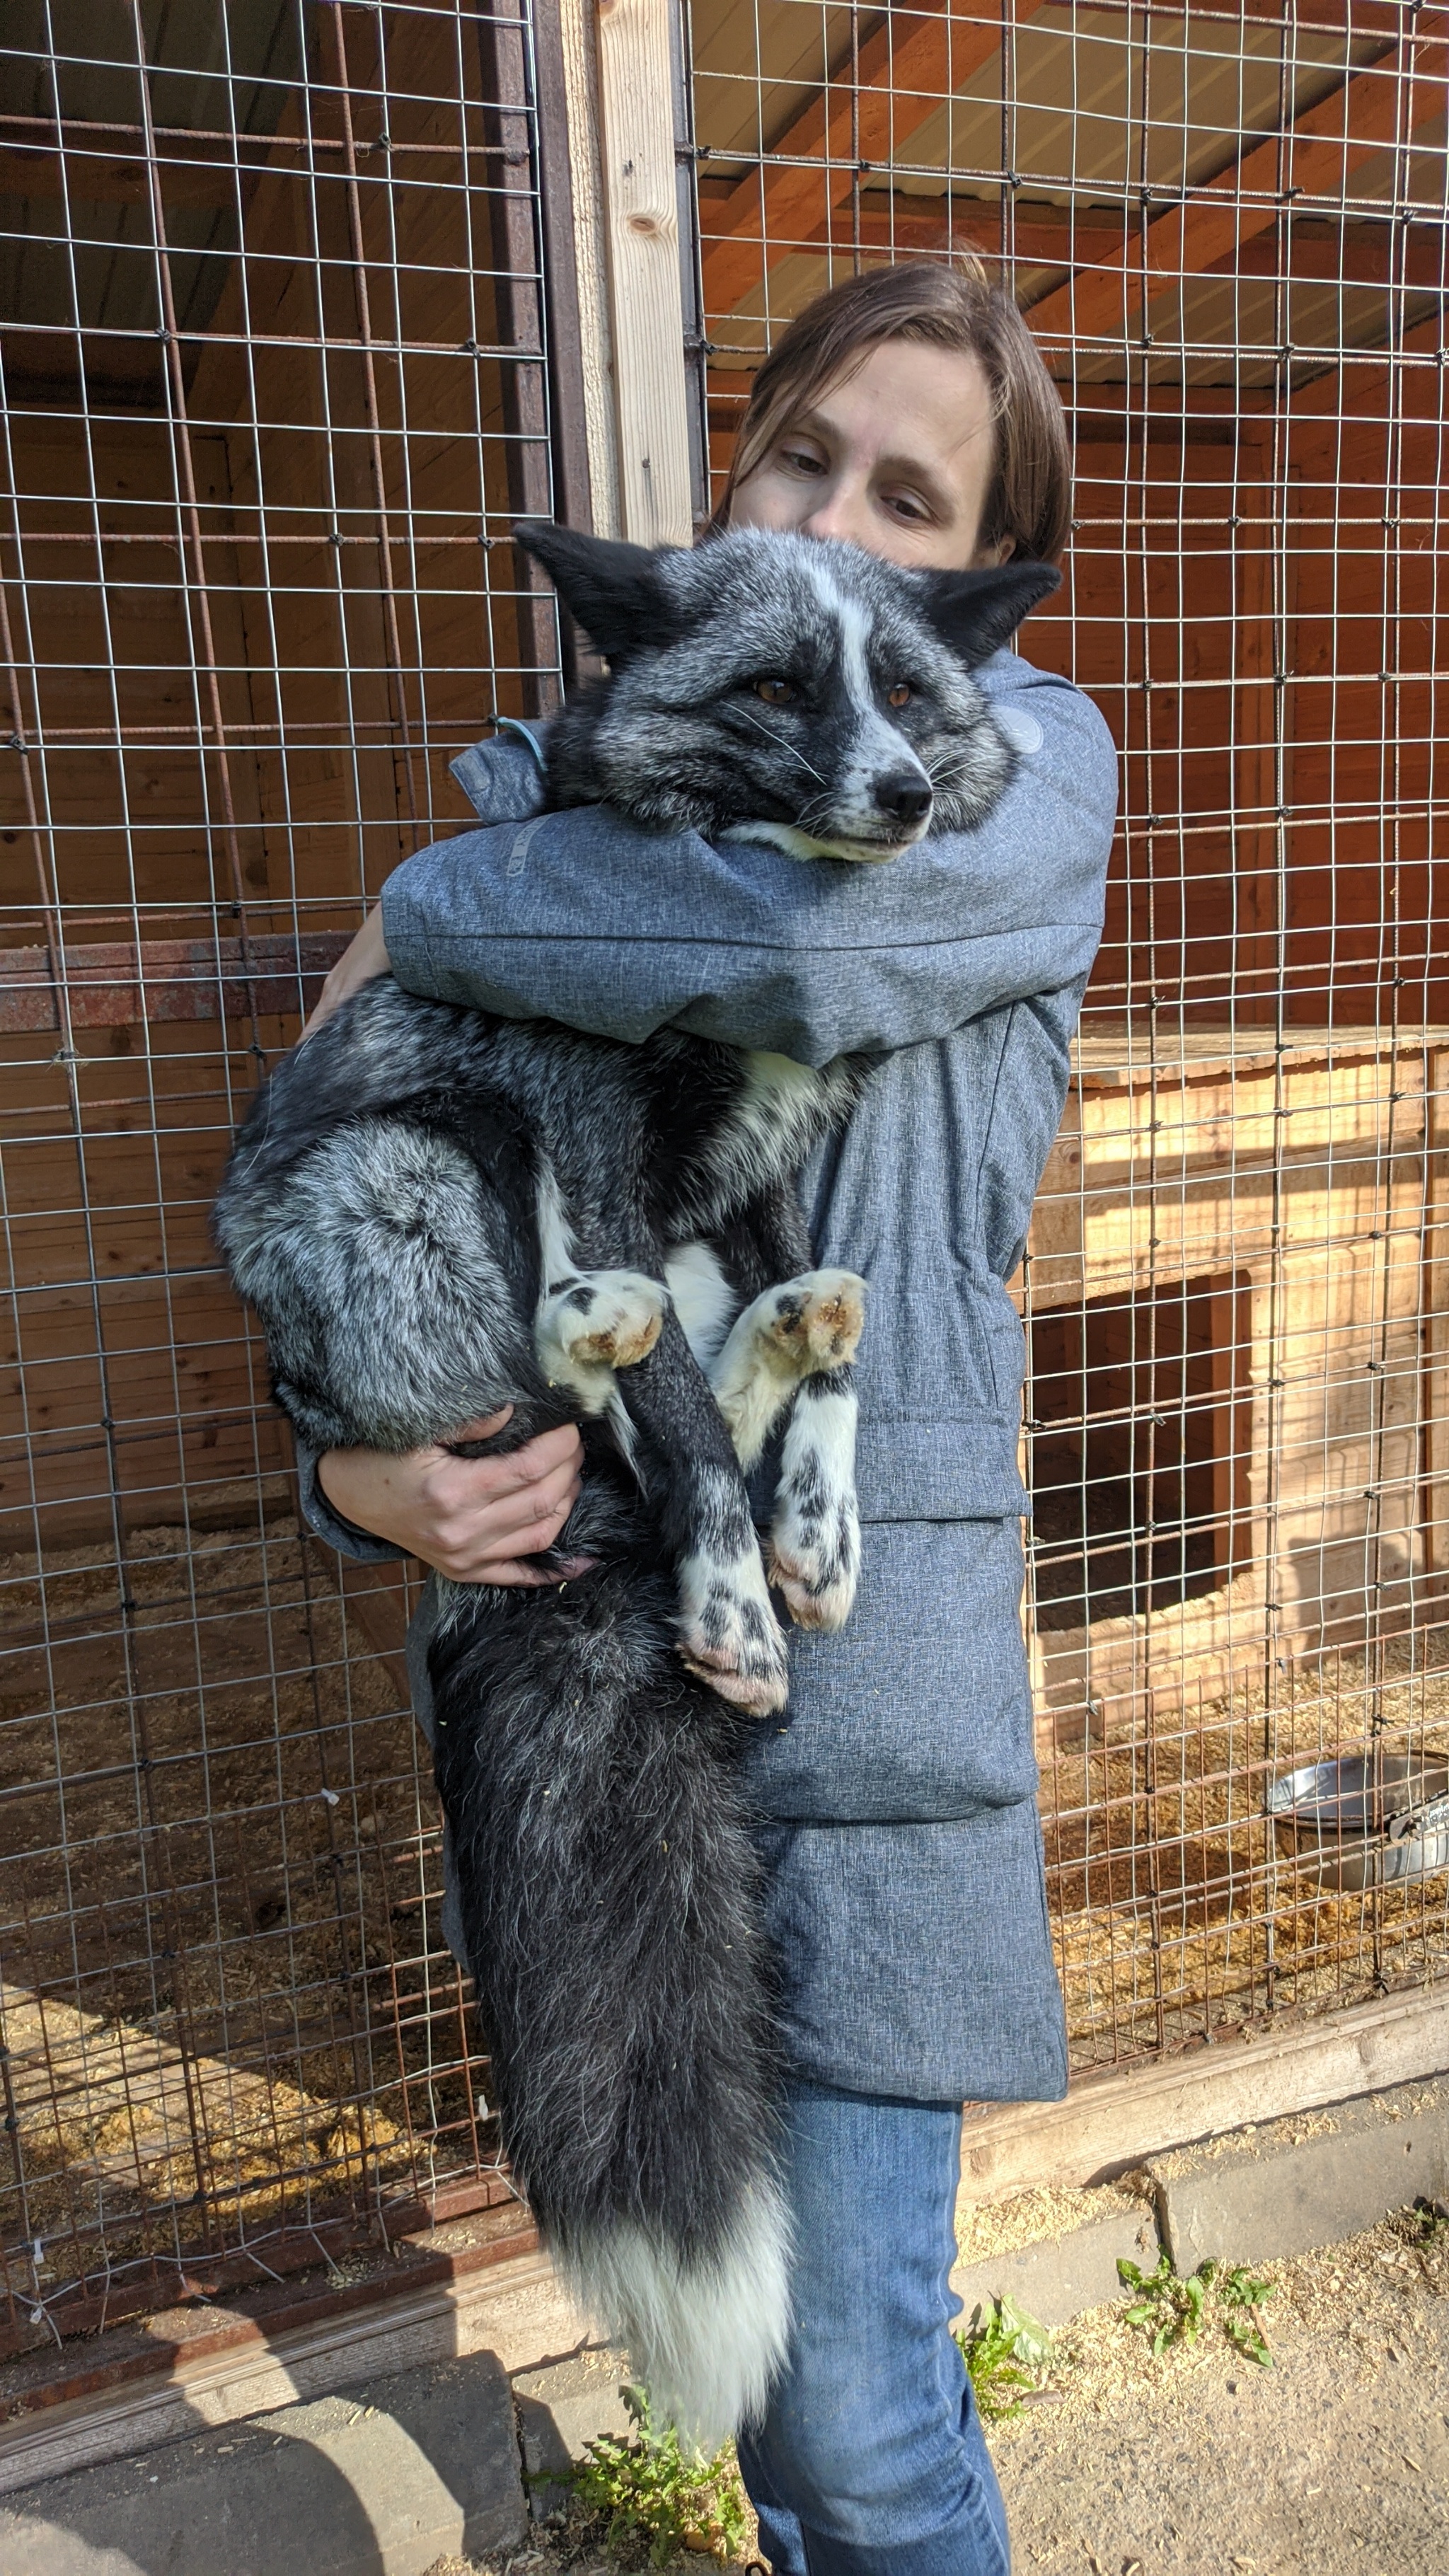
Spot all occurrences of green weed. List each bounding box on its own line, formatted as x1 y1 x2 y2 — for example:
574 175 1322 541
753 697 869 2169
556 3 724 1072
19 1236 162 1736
560 2386 751 2568
1219 2263 1276 2369
956 2293 1054 2420
1117 2252 1276 2366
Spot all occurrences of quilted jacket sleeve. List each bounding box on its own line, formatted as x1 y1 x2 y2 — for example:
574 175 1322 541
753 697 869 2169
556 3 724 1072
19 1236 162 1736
381 657 1118 1069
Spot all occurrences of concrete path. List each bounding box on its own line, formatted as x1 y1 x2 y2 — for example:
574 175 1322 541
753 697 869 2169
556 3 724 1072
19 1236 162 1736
995 2200 1449 2575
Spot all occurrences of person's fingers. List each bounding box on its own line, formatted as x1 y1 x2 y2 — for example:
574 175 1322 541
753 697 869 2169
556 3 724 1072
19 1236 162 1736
429 1448 582 1535
440 1419 582 1492
446 1406 515 1444
439 1465 581 1551
427 1470 580 1568
480 1501 579 1563
501 1487 580 1546
483 1552 596 1587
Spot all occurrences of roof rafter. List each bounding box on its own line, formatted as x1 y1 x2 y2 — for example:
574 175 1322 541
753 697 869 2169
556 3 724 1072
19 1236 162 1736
698 2 1049 320
1025 18 1448 341
776 195 1448 294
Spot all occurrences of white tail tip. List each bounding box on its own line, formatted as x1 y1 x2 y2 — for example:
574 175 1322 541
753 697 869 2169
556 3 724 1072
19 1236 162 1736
562 2181 792 2451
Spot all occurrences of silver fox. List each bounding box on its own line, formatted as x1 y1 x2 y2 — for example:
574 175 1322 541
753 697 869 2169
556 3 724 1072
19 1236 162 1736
214 526 1056 2443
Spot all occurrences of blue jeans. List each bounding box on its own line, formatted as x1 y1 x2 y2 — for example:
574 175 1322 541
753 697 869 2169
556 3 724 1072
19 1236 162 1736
737 2085 1010 2575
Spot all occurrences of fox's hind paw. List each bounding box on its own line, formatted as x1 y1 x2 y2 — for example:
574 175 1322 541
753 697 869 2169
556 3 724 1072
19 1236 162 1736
676 1542 790 1716
755 1269 866 1373
710 1270 867 1471
537 1269 666 1408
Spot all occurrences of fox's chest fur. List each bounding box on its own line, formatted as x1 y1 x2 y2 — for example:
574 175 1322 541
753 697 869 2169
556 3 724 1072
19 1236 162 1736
650 1048 861 1240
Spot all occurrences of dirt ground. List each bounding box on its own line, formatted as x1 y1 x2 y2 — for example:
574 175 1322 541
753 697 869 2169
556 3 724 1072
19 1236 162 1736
434 2201 1449 2576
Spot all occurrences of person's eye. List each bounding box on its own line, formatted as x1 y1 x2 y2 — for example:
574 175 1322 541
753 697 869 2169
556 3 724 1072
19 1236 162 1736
883 489 933 524
754 676 797 706
887 683 913 709
778 441 826 478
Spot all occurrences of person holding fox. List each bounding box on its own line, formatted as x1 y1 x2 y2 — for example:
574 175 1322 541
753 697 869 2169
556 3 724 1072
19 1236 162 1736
300 261 1118 2575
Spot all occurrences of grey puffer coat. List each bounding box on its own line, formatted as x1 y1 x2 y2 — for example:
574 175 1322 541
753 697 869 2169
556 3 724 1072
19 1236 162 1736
298 644 1118 2103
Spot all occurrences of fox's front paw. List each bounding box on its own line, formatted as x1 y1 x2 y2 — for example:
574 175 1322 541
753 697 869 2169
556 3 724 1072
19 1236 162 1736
769 1373 861 1631
536 1269 666 1408
676 1542 790 1716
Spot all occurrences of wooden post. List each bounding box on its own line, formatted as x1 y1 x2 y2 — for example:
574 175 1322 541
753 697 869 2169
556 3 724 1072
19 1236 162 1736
592 0 694 545
534 0 618 538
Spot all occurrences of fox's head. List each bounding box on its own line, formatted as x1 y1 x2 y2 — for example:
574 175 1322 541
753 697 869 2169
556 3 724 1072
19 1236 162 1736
515 523 1059 863
513 523 1057 865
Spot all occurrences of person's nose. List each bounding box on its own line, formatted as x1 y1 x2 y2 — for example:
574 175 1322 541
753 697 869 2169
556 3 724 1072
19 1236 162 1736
801 481 872 547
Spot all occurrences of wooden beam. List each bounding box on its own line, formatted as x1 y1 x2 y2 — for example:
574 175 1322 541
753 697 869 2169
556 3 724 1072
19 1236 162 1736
1284 299 1445 414
778 198 1448 290
0 933 350 1033
698 3 1049 323
476 0 559 712
785 195 1094 268
1220 220 1449 290
957 1982 1449 2204
1027 22 1449 343
594 0 694 544
0 134 468 207
0 2243 556 2486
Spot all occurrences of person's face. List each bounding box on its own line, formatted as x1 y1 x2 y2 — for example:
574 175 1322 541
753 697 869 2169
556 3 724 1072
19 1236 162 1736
727 339 1015 572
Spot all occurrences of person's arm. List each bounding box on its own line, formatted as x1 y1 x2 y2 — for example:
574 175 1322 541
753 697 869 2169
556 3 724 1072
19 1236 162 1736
380 664 1117 1066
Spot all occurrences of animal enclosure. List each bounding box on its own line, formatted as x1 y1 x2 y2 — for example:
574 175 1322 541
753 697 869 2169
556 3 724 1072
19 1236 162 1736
1 0 1448 2359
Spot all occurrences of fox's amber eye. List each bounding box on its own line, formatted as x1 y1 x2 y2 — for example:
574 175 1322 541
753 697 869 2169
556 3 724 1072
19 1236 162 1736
887 683 912 709
754 676 797 706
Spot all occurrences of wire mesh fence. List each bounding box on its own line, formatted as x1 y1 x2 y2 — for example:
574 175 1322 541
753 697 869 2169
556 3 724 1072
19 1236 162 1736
0 0 566 2355
2 0 1448 2366
683 0 1449 2064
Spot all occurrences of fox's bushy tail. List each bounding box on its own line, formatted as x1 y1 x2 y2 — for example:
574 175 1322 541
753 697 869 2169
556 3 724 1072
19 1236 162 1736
429 1547 790 2448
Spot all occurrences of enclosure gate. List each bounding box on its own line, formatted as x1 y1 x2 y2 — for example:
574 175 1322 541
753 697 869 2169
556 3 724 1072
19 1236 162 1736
0 0 580 2359
3 0 1449 2360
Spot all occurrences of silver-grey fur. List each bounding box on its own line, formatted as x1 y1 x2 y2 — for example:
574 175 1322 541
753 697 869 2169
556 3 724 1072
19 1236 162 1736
213 527 1052 2442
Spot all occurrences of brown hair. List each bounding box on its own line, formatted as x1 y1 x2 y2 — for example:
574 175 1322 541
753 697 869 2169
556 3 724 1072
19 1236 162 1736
709 259 1072 565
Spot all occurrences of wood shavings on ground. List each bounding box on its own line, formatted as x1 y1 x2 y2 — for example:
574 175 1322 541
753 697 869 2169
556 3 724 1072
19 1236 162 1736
955 2181 1143 2268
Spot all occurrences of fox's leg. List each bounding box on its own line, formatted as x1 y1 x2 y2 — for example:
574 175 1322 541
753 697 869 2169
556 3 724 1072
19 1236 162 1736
710 1186 867 1634
611 1305 791 1716
219 1111 538 1457
540 1174 788 1716
532 1159 670 1414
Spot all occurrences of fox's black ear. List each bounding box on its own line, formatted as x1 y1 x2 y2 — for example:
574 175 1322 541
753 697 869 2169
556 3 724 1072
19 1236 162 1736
514 521 680 666
918 560 1062 669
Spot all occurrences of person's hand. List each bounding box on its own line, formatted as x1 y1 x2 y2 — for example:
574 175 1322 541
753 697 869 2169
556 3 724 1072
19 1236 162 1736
302 906 391 1039
316 1408 587 1583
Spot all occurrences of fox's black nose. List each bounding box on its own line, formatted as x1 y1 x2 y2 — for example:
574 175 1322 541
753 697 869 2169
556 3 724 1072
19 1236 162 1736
872 769 933 828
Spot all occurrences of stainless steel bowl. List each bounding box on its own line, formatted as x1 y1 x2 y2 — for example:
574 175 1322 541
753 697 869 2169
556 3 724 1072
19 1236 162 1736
1266 1752 1449 1893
